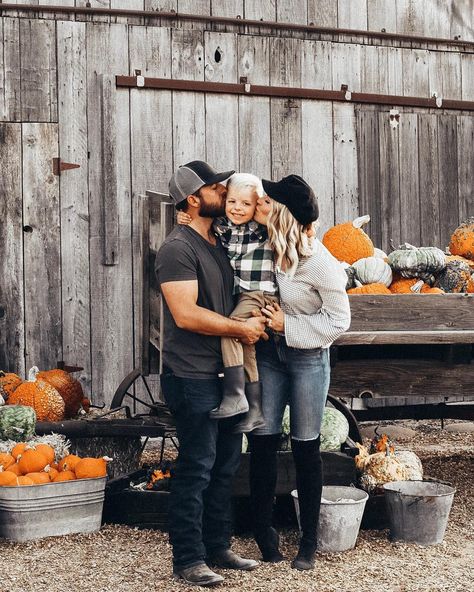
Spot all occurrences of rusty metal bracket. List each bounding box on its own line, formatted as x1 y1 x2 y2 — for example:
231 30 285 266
52 158 80 176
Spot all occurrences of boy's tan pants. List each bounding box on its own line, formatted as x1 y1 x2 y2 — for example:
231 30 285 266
221 291 279 382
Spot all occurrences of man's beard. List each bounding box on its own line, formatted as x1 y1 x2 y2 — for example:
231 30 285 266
199 201 226 218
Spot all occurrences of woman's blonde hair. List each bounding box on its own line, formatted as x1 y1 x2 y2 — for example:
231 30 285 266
267 201 315 276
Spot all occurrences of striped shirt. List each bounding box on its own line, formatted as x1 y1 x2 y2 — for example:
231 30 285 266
213 218 277 295
276 239 351 349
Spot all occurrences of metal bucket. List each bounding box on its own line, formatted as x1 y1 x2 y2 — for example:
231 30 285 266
0 477 106 542
383 480 456 545
291 485 368 553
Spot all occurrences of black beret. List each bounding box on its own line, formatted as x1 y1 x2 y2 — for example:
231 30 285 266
262 174 319 226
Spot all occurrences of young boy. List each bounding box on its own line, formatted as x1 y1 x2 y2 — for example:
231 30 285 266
177 173 278 433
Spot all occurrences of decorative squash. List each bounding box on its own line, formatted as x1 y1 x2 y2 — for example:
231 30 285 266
16 475 34 486
75 456 111 479
322 215 374 264
0 471 17 486
387 244 446 284
352 256 393 287
468 274 474 294
347 282 391 295
389 278 421 293
58 454 81 472
446 254 474 270
0 371 22 401
37 369 84 418
0 405 36 442
17 448 49 474
8 367 65 422
11 442 28 460
53 470 76 482
449 218 474 260
7 463 22 475
33 444 55 466
434 260 472 293
26 472 50 485
0 453 15 471
45 466 59 481
374 248 388 259
320 408 350 451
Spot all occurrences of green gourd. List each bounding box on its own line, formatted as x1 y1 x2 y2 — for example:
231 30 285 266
434 260 472 293
387 243 446 285
320 407 350 451
0 405 36 441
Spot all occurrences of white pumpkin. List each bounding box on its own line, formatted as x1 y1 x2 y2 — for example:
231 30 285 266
374 247 388 259
352 256 393 287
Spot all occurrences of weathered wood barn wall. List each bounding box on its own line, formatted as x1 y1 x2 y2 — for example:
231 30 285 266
0 0 473 406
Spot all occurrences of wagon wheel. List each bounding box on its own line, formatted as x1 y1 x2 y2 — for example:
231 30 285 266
327 394 362 443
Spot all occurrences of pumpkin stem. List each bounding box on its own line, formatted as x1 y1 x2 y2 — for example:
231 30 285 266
27 366 40 382
103 456 113 462
352 215 370 229
410 280 425 293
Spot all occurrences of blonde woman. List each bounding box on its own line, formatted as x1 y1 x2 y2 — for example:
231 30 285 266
248 175 351 570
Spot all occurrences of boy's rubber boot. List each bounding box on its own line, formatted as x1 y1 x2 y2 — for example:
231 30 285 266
232 381 266 433
291 437 323 570
209 365 249 419
248 434 285 563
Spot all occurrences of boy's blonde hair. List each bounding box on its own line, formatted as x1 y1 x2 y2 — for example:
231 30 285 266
227 173 264 199
267 201 314 277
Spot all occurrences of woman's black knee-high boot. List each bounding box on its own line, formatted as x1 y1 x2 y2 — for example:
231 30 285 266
248 434 284 563
291 437 323 570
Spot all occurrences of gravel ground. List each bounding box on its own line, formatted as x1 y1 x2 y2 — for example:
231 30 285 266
1 419 472 592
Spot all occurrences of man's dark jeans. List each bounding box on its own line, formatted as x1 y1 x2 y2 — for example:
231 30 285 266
161 370 242 570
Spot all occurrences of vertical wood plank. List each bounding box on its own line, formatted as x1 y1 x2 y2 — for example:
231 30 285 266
418 113 440 247
301 40 332 90
211 0 243 17
145 0 178 11
276 0 307 24
378 46 403 95
0 18 21 122
367 0 397 33
57 21 91 392
396 0 424 35
461 54 474 100
0 124 24 374
302 101 335 237
244 0 276 20
337 0 367 30
178 0 210 14
401 49 429 97
424 0 451 38
205 32 239 172
87 22 133 406
307 0 337 27
356 109 382 249
238 34 271 177
20 19 57 122
333 103 359 224
361 45 380 93
22 123 62 371
110 0 144 24
331 42 361 92
378 111 401 251
76 0 110 23
457 115 474 223
269 37 303 87
437 115 459 250
450 0 474 42
428 51 462 101
398 113 420 245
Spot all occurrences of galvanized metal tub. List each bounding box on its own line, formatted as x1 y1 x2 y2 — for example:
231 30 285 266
383 480 456 545
0 477 106 542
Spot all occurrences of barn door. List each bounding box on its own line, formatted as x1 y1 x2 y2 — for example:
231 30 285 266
356 107 473 253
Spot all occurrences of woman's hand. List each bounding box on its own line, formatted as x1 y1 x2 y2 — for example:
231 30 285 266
261 302 284 333
176 211 192 225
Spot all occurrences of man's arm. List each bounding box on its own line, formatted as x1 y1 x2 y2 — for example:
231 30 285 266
161 280 267 344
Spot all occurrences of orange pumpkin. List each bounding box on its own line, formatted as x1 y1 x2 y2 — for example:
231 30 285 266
53 470 76 482
26 472 51 485
11 442 28 460
389 278 421 294
58 454 81 472
0 371 22 400
347 283 392 295
7 463 22 476
17 449 49 474
0 453 15 471
45 466 59 481
8 367 65 421
33 444 55 466
322 215 374 264
0 471 17 486
75 457 110 479
37 369 84 418
449 218 474 261
81 398 91 413
420 285 444 294
16 475 34 486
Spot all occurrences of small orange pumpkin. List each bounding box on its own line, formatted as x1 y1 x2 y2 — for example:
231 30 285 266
7 367 65 421
53 470 76 482
16 475 34 486
322 215 374 264
7 463 22 476
37 369 84 418
347 283 392 295
449 218 474 261
389 278 421 294
26 472 50 485
17 449 49 474
0 371 22 400
11 442 28 460
0 453 15 471
58 454 81 472
45 466 59 481
0 471 17 486
33 444 55 466
75 457 111 479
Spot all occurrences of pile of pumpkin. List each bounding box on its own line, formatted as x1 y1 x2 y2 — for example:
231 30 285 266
0 442 110 487
0 366 90 423
322 216 474 294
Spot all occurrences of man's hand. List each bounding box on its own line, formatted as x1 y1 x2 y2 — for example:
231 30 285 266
238 315 268 345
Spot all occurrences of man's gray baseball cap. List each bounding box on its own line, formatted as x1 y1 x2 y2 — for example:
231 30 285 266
169 160 235 206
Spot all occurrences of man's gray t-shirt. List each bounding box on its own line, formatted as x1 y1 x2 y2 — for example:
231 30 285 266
155 225 235 379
